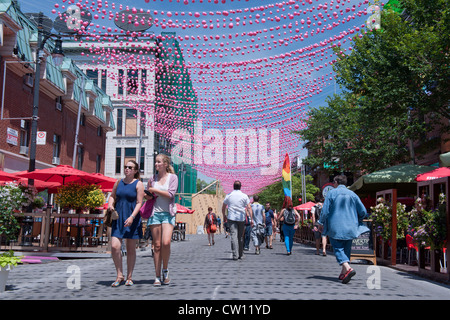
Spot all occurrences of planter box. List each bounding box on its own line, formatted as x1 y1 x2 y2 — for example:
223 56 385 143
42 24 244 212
0 266 11 292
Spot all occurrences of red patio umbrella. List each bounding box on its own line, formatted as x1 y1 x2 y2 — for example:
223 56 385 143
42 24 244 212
294 201 316 211
0 178 60 192
0 170 17 181
415 167 450 181
176 204 195 214
88 173 117 192
17 165 99 185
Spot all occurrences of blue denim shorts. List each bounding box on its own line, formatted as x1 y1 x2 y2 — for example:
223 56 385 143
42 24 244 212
329 238 353 265
147 212 175 226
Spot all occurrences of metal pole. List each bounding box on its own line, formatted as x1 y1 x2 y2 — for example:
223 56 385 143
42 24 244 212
24 14 45 246
72 77 85 168
28 28 43 177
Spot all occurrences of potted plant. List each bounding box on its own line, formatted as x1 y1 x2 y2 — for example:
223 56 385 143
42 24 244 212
55 183 104 212
85 187 105 213
0 182 34 244
409 195 447 272
0 250 23 292
370 197 409 259
31 196 46 211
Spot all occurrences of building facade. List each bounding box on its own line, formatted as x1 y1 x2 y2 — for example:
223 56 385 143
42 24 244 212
0 1 114 174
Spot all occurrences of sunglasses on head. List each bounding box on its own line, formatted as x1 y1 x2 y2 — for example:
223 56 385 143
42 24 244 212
124 165 136 170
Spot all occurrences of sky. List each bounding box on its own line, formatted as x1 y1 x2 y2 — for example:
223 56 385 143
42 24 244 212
17 0 375 193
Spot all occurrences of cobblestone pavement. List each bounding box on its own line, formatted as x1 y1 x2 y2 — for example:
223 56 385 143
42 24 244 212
1 234 450 301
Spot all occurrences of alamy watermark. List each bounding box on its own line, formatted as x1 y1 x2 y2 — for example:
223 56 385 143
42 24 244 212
66 265 81 290
171 121 280 176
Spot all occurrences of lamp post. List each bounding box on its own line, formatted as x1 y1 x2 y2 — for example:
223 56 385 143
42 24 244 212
23 13 64 246
28 13 65 176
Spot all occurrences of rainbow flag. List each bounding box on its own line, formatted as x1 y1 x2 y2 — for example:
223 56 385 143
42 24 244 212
282 153 292 198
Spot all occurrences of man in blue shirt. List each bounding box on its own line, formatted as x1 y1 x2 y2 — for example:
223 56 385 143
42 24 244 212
318 175 368 284
264 202 275 249
250 195 265 255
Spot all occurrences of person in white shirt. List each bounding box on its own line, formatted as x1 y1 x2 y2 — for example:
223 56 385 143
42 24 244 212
222 181 252 260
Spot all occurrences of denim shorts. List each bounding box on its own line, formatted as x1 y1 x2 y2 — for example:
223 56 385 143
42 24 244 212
329 238 353 265
264 225 273 236
147 212 175 226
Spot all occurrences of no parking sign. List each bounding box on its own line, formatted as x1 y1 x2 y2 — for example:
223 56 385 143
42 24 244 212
37 131 46 145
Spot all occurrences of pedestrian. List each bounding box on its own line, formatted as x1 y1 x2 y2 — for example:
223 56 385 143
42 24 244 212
204 207 217 246
243 209 252 251
250 195 265 255
217 215 222 234
311 195 327 256
264 202 275 249
318 175 368 284
278 196 300 255
222 180 252 260
145 154 179 286
108 160 145 287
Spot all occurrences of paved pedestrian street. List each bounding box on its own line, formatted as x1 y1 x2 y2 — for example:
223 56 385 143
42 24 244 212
1 234 449 302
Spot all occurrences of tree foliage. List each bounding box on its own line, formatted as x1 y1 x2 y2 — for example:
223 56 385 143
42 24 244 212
255 173 319 210
297 0 449 174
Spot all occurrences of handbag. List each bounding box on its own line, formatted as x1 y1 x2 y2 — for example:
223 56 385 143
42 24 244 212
140 197 156 219
104 207 119 227
209 213 217 233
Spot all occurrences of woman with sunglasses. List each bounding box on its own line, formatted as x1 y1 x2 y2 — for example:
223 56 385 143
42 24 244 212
108 160 144 287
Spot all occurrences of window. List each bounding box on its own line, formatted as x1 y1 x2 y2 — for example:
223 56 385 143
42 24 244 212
101 70 107 92
124 148 136 167
118 69 124 95
127 69 139 95
139 147 145 172
116 109 123 136
141 69 147 94
20 120 29 147
125 108 137 136
97 126 102 137
53 134 61 158
86 69 98 82
80 113 86 127
115 148 122 174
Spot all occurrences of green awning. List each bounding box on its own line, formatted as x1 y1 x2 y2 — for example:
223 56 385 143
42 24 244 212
349 163 435 195
440 152 450 167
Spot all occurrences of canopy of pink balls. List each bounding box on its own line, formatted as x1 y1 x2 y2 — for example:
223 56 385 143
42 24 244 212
51 0 375 194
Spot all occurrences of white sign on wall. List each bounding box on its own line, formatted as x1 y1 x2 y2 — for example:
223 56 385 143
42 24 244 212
37 131 47 145
6 128 18 146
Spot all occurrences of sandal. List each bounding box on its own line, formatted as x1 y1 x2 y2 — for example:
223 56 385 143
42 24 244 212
153 277 161 287
162 269 170 285
111 277 125 287
125 279 134 286
341 268 356 284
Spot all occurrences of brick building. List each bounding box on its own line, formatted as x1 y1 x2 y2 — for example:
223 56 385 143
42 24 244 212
0 1 114 174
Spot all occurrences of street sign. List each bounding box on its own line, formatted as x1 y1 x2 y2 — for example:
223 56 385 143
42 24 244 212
37 131 47 145
6 127 18 145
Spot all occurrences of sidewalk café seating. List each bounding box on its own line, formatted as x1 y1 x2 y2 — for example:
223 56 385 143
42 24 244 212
52 221 70 247
405 234 418 265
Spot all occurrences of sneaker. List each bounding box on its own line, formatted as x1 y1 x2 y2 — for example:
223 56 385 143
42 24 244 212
255 248 260 255
154 277 161 287
162 269 170 285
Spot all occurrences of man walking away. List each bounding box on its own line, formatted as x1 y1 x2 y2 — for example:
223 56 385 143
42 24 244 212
222 181 252 260
264 202 275 249
318 175 368 284
250 195 265 255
